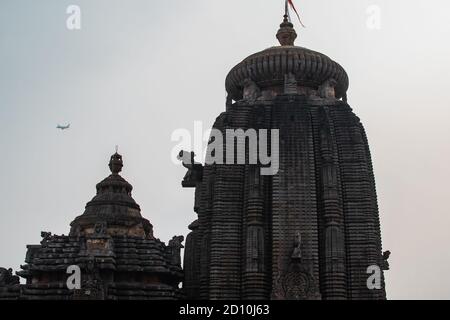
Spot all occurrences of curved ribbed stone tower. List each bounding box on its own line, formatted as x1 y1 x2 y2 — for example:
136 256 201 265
181 16 388 300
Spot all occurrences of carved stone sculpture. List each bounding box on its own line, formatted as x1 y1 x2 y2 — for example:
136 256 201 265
169 236 185 267
284 73 298 95
0 268 19 286
382 251 391 271
319 78 338 100
40 231 52 244
291 232 302 260
178 150 203 188
94 222 107 236
242 79 261 102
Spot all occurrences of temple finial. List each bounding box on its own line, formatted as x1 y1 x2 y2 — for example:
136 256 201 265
109 149 123 175
284 0 289 18
276 14 297 46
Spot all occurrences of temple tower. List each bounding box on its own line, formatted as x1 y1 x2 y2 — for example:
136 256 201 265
181 16 388 300
0 152 183 300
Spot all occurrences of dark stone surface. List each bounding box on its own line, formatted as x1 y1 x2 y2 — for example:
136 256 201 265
181 17 386 300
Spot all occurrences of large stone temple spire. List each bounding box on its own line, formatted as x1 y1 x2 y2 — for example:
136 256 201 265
181 14 388 300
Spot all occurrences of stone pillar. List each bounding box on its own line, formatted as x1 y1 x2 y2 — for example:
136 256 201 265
242 165 268 299
316 106 347 299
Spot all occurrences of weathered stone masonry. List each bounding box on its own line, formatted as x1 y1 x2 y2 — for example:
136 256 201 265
181 16 388 300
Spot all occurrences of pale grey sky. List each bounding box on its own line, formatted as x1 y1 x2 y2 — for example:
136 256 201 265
1 0 449 300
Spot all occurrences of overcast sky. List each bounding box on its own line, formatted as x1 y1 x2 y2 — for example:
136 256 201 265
1 0 449 300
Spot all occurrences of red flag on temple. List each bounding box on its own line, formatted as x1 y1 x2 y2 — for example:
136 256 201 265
287 0 306 27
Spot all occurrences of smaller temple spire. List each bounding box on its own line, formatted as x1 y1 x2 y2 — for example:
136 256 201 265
109 150 123 175
276 14 298 46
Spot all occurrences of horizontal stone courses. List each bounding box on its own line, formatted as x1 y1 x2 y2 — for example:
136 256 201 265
115 260 167 267
180 95 385 299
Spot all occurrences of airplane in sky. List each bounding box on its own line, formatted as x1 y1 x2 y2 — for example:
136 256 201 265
56 124 70 130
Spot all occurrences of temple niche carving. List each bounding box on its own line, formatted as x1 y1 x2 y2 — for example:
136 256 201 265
291 232 302 261
318 78 338 100
242 78 262 102
181 15 388 300
284 73 298 95
0 152 183 300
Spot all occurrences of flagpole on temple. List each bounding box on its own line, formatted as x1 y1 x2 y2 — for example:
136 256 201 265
284 0 291 22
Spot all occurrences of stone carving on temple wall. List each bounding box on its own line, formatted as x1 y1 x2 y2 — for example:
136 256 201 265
168 236 185 267
178 151 203 188
291 232 302 260
259 90 278 101
278 269 321 300
0 268 19 286
284 73 298 95
272 233 321 300
94 222 107 236
273 265 321 300
242 78 262 102
382 251 391 271
318 78 338 100
40 231 53 244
